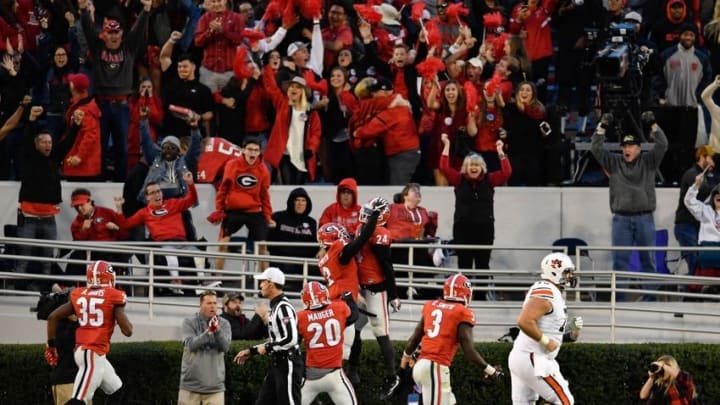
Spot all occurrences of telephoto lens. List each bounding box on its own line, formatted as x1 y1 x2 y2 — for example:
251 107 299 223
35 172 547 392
649 363 663 375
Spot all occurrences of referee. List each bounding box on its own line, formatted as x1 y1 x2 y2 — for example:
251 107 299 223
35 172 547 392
234 267 302 404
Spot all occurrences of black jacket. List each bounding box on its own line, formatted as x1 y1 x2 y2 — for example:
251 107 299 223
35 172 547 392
220 312 268 340
268 188 318 258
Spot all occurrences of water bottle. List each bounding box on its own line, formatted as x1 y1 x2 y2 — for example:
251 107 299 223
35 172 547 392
407 393 420 405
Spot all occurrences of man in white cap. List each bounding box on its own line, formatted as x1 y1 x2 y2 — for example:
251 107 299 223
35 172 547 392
233 267 302 405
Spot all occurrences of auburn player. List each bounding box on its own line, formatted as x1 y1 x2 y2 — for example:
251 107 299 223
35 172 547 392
400 273 504 405
508 253 584 405
346 197 401 398
298 282 359 405
45 261 133 405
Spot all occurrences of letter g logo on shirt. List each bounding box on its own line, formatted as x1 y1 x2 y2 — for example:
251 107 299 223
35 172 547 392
236 174 258 188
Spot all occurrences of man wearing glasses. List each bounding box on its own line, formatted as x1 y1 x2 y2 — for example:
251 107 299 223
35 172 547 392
209 137 274 270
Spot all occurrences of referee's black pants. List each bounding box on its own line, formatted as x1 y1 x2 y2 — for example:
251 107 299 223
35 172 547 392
255 352 303 405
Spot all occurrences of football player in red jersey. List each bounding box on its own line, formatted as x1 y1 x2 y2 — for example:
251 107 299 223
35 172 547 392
45 260 134 405
346 196 402 398
298 282 359 405
400 274 503 405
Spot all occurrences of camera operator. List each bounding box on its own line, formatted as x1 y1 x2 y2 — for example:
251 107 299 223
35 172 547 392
554 0 604 119
639 355 696 404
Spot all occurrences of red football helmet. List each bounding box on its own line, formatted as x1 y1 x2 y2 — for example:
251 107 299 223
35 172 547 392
318 222 350 247
302 281 330 310
359 196 390 225
86 260 116 288
443 273 472 305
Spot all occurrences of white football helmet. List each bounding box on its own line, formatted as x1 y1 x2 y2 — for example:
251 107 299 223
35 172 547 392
540 252 577 288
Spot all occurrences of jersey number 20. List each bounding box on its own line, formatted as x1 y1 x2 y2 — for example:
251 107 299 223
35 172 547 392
307 318 342 348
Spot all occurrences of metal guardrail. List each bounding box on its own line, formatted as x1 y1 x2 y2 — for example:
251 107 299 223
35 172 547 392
1 238 720 342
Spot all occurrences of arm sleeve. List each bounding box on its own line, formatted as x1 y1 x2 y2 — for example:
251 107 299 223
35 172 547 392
215 318 232 351
371 244 398 300
647 127 669 168
590 130 614 172
55 122 80 159
487 156 512 186
258 27 287 53
182 318 214 351
80 10 100 50
140 120 159 163
340 212 378 264
126 11 149 52
683 184 706 222
238 314 269 340
308 22 324 77
439 155 462 186
343 296 359 326
184 128 202 175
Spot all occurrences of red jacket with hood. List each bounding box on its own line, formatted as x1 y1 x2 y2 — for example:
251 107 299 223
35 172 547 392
215 154 273 222
63 95 102 178
319 178 361 234
261 65 321 180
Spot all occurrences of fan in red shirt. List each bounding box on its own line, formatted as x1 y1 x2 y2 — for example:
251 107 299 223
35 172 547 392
297 282 359 404
318 178 361 235
118 171 201 293
399 274 503 405
208 137 274 271
46 261 133 405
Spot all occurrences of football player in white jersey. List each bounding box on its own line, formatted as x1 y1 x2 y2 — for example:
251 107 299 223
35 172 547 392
508 252 584 405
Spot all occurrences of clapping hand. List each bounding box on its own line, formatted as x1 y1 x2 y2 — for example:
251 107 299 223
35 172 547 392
208 315 219 333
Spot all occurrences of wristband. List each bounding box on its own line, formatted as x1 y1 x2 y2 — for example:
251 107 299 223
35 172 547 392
402 351 413 358
538 334 550 347
249 345 259 356
47 339 56 348
483 364 496 375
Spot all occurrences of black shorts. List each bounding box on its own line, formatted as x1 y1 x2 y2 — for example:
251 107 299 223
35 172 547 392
222 211 268 241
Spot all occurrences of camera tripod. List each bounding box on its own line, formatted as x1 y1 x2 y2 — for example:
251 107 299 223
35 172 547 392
598 82 646 142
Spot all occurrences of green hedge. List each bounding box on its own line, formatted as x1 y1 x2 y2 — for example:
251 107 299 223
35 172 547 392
2 341 716 404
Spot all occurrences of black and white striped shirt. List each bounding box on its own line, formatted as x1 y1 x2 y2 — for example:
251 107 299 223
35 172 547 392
265 294 299 353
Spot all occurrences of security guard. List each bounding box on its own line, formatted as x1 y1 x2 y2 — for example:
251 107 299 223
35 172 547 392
234 267 302 404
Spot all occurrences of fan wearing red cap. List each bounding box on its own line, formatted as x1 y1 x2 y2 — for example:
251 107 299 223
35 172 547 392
69 188 127 273
63 73 102 180
77 0 152 181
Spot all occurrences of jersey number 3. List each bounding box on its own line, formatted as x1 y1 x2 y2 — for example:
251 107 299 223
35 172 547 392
76 296 105 327
307 318 342 349
426 309 443 338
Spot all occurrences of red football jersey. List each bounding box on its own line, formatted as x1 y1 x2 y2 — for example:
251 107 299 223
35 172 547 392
70 287 127 356
298 300 351 369
318 241 360 301
418 299 476 366
196 137 241 184
357 225 392 286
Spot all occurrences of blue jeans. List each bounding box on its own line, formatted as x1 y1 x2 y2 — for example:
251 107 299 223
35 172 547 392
673 222 699 277
612 213 656 300
98 100 130 182
15 214 57 275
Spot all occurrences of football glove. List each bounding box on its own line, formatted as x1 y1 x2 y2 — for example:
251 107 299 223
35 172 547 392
389 298 401 313
44 344 58 367
569 316 583 332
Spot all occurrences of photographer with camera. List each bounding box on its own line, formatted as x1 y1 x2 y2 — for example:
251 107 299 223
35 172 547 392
640 355 696 404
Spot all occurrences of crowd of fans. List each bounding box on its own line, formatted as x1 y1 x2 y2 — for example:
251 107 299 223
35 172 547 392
1 0 719 187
